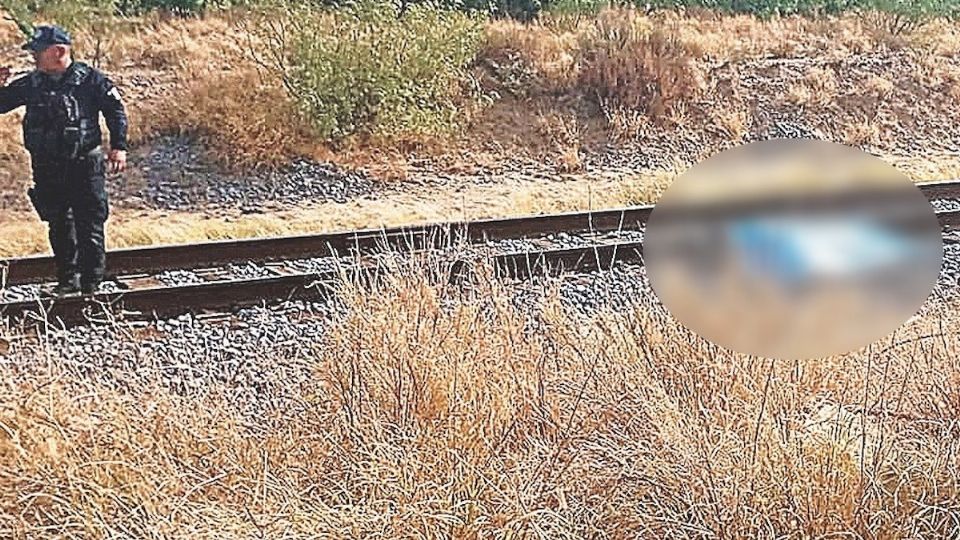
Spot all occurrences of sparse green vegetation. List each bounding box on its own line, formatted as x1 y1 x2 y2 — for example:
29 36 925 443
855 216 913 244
261 1 486 141
637 0 960 34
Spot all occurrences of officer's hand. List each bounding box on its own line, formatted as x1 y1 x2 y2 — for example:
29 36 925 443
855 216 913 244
0 66 11 86
107 149 127 174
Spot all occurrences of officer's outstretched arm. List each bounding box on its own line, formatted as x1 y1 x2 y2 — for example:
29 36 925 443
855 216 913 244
0 74 29 114
93 72 128 152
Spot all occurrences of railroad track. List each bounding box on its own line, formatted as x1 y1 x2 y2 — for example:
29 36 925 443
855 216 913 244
3 180 960 328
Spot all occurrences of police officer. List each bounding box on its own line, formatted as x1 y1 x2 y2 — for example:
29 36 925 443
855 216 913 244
0 24 128 295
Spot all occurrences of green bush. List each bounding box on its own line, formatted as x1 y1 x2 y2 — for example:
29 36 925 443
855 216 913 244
298 0 554 21
0 0 115 39
469 0 551 20
855 0 960 33
545 0 610 16
273 0 485 141
0 0 295 18
635 0 960 21
319 0 555 21
115 0 203 13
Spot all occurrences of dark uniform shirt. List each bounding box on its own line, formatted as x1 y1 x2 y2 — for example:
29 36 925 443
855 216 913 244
0 60 128 157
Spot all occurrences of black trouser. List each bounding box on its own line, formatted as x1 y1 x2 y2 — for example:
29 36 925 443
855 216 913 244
27 150 109 287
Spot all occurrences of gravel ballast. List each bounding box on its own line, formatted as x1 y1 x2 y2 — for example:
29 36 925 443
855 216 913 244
116 136 382 211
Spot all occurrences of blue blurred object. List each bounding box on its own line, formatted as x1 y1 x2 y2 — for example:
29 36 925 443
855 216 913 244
724 215 927 287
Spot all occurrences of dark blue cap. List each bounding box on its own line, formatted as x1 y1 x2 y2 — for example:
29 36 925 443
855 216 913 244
21 25 71 52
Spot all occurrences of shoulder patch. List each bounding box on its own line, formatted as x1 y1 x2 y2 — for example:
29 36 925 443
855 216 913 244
107 86 121 101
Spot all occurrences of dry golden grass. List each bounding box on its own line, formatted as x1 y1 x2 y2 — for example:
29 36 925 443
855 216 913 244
0 114 30 196
489 8 908 101
536 111 580 150
1 254 958 537
474 9 960 174
785 82 813 106
599 104 651 144
535 110 584 173
649 10 880 59
863 73 895 97
910 18 960 55
555 145 583 173
539 9 890 64
0 169 672 257
577 10 708 123
802 66 839 108
480 19 579 95
910 51 960 93
710 105 750 140
145 67 316 172
885 154 960 182
843 116 883 147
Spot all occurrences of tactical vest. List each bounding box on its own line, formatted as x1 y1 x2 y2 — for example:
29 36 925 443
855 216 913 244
22 63 98 161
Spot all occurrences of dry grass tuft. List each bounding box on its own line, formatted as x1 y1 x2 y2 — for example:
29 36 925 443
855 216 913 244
475 9 960 162
711 105 750 140
802 66 839 107
536 110 583 173
910 18 960 55
577 9 708 124
555 145 583 173
145 67 315 172
785 82 813 105
480 19 580 95
844 115 883 146
864 73 895 97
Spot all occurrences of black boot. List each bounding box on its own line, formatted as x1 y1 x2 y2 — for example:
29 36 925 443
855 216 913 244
54 274 80 296
80 279 101 295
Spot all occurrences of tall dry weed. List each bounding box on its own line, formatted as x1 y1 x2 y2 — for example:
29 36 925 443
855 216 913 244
480 20 580 95
144 67 315 171
577 9 708 125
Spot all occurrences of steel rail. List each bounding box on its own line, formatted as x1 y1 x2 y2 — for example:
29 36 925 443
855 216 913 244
3 180 959 286
1 206 653 286
0 241 645 327
3 209 959 329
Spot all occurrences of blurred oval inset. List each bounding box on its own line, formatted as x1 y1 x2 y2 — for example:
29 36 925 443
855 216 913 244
644 139 943 360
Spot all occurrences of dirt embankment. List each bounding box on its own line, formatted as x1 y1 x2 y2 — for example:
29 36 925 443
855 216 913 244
0 9 958 256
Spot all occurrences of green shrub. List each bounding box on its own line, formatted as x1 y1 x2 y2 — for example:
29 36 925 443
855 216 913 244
114 0 202 13
855 0 960 34
473 0 551 20
268 1 485 141
637 0 853 17
325 0 556 21
634 0 960 22
0 0 115 42
545 0 610 15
